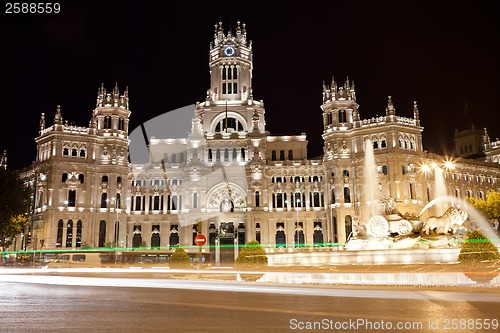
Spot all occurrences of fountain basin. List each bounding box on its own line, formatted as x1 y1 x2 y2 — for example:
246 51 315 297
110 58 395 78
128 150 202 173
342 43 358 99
267 248 461 266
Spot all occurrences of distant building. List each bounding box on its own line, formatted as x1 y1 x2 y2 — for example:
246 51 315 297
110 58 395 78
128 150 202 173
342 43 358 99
484 128 500 164
454 124 485 160
19 22 500 262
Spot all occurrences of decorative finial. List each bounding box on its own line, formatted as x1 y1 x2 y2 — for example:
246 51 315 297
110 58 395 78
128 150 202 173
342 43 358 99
386 96 395 116
39 112 45 131
54 105 62 125
483 127 491 146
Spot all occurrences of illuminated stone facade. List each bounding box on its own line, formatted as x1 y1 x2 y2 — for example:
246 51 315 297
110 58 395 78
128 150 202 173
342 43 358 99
21 22 500 261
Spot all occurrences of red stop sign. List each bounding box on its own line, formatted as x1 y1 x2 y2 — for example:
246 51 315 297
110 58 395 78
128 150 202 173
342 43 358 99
194 234 206 246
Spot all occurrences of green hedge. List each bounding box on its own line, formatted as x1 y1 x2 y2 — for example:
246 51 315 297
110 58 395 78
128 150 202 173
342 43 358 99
458 229 500 263
235 241 268 268
168 247 192 269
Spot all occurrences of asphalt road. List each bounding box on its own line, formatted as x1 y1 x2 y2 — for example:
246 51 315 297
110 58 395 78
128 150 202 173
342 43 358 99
1 277 499 333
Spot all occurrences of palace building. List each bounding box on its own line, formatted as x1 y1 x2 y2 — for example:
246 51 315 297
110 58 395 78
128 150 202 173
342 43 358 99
20 22 500 263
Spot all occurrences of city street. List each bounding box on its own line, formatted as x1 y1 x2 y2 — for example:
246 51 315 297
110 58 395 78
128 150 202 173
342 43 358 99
1 274 499 333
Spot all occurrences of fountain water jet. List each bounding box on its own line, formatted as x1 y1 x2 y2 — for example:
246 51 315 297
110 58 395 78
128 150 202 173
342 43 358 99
433 167 447 215
419 195 499 246
363 139 379 220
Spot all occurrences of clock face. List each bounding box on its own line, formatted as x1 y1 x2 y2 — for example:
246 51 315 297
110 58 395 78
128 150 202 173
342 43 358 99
224 46 235 57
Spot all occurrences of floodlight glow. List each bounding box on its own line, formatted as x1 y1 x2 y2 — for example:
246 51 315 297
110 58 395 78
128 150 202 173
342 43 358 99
444 161 455 170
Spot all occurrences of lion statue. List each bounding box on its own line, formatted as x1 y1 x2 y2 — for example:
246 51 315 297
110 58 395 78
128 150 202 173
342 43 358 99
420 207 468 236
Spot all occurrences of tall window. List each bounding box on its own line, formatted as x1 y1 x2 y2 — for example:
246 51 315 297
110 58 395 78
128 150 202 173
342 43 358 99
67 190 76 207
222 65 237 95
338 110 347 123
56 219 63 247
76 220 82 248
66 220 73 247
116 193 121 209
104 116 112 129
101 192 108 208
344 187 351 203
276 222 286 248
135 196 141 211
193 192 198 209
99 220 106 247
255 191 260 207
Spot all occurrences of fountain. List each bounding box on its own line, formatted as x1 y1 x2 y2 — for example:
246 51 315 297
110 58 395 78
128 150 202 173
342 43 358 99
343 140 498 262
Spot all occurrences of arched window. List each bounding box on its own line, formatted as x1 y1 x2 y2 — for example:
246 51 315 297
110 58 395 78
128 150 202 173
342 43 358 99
381 139 387 149
288 150 293 160
116 193 121 209
240 148 245 160
271 150 277 161
79 149 86 158
169 225 179 248
255 191 260 207
63 147 69 157
373 140 379 149
294 224 304 247
275 222 286 248
313 222 324 246
132 225 142 248
151 225 160 249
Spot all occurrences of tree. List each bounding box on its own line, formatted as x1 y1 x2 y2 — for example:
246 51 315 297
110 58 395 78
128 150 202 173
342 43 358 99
467 191 500 223
458 229 500 263
0 169 31 249
235 241 268 268
168 247 191 269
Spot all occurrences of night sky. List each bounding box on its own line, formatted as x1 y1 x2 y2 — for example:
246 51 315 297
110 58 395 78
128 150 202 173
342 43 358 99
2 1 499 171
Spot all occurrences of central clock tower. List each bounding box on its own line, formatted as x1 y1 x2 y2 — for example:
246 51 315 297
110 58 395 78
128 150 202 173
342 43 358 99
208 21 253 102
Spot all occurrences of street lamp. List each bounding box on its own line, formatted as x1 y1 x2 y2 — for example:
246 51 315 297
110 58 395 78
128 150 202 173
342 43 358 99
64 199 76 249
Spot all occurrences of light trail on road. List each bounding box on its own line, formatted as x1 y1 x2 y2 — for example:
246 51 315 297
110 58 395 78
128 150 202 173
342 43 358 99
1 273 499 303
